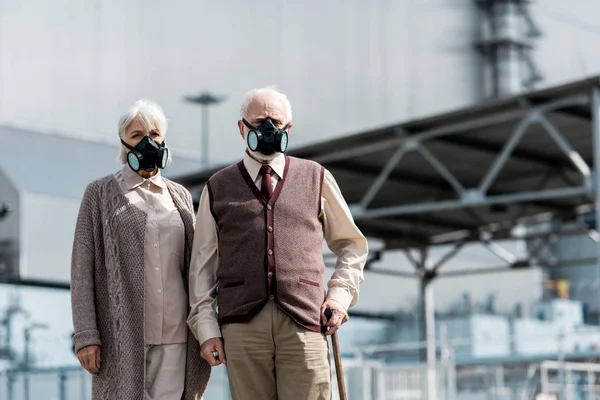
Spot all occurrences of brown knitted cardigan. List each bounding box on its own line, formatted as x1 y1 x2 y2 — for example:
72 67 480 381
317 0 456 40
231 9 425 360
70 174 210 400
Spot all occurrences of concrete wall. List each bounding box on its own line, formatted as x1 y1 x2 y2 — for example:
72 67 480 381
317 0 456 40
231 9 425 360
20 193 80 282
532 0 600 88
2 1 599 167
0 0 481 164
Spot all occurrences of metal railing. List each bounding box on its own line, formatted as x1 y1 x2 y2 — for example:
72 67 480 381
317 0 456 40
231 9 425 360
2 332 600 400
0 366 90 400
538 361 600 400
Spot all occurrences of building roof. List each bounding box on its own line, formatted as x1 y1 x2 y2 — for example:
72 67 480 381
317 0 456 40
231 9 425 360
0 125 201 200
176 75 600 251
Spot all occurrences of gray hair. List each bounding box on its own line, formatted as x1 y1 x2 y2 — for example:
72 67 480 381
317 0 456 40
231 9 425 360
117 99 172 167
239 86 292 123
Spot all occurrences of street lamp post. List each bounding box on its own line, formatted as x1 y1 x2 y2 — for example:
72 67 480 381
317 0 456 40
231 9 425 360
184 91 226 168
22 322 49 400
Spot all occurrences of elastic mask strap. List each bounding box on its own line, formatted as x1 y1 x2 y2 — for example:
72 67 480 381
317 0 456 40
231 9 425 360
243 118 289 132
120 138 135 151
242 118 255 130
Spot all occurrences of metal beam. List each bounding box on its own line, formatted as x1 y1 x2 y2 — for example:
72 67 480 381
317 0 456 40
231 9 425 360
556 106 592 122
312 112 526 165
437 254 600 278
346 267 417 279
347 310 396 321
537 113 591 178
404 249 422 270
359 226 431 247
329 160 456 191
360 145 408 208
437 135 575 170
482 240 518 265
313 94 588 165
479 114 534 194
592 86 600 308
414 95 587 143
417 145 466 195
330 161 574 212
359 216 475 232
351 185 591 220
432 241 467 270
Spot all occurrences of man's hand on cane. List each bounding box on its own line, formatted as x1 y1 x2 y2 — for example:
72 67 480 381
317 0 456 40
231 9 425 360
77 345 101 376
200 337 227 366
320 299 349 335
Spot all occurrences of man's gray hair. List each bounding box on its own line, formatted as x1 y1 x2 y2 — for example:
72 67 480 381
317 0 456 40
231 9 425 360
117 99 172 166
239 86 293 123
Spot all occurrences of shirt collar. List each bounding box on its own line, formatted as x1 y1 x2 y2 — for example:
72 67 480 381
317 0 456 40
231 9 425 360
121 164 167 191
243 151 286 182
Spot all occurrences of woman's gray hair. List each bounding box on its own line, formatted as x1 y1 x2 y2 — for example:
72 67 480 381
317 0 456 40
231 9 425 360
117 99 172 167
239 86 292 123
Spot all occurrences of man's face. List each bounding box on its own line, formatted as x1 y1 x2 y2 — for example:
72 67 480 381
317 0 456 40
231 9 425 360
238 91 292 141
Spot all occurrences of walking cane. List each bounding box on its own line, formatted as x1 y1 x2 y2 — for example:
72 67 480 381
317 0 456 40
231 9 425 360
325 308 347 400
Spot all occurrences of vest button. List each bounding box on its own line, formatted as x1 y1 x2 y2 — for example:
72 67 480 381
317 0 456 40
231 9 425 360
269 294 275 300
268 249 273 255
267 271 273 278
267 205 272 210
268 226 273 232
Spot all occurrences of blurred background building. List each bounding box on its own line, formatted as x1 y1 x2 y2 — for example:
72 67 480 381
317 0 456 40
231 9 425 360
1 1 600 399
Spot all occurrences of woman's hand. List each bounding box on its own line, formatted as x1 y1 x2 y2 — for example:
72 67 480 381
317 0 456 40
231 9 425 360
77 345 101 375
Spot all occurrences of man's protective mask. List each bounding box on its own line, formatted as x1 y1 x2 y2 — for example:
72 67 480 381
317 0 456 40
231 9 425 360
121 136 169 172
243 118 290 156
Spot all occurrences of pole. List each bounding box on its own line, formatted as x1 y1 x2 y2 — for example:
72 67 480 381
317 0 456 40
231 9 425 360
24 374 29 400
558 331 566 400
7 373 14 400
419 276 427 362
23 327 30 400
358 352 372 400
202 104 209 168
425 280 437 400
440 324 456 400
184 91 226 168
59 370 67 400
592 87 600 320
80 368 87 400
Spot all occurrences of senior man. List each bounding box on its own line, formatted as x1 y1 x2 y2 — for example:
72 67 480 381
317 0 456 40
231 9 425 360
188 87 368 399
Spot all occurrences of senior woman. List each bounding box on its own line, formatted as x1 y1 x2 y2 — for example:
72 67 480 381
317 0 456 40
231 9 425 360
70 99 210 400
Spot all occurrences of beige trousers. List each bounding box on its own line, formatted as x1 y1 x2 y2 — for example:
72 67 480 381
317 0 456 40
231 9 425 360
222 301 331 400
144 343 187 400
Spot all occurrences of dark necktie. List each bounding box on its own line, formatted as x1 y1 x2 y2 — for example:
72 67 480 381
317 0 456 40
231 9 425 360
260 165 273 201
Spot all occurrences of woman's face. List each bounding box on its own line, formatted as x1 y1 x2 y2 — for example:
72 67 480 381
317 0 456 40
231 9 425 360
122 117 164 147
122 117 165 178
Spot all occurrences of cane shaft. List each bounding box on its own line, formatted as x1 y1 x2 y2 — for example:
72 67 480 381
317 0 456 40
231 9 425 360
331 332 347 400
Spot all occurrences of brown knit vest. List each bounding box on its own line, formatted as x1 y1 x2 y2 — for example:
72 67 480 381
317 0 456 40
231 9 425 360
207 155 326 332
